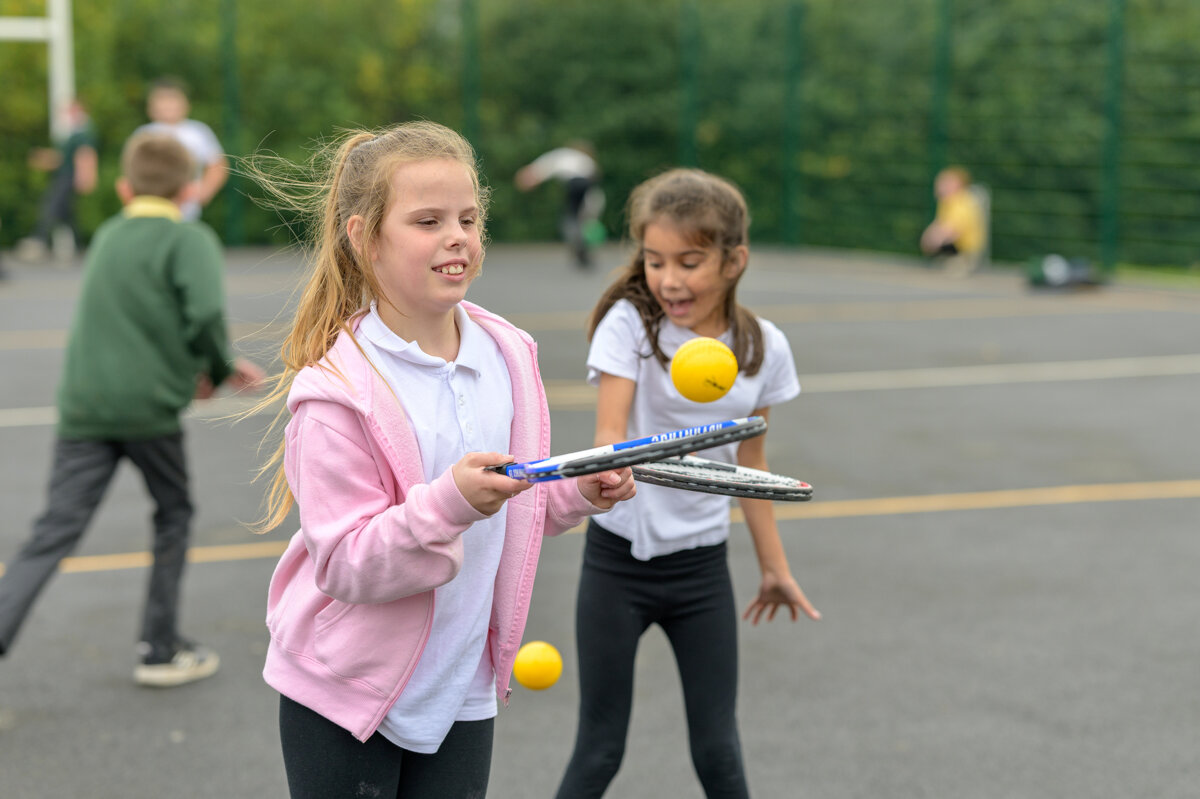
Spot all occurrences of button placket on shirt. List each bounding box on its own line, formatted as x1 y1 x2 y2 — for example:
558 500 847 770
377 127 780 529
449 368 477 446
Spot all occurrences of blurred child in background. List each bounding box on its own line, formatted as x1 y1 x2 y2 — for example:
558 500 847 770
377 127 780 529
920 165 987 274
0 131 263 686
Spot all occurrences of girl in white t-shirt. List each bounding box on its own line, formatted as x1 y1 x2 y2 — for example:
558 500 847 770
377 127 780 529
555 169 820 799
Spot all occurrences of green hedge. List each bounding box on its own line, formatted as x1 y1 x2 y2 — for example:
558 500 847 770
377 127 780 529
2 0 1198 268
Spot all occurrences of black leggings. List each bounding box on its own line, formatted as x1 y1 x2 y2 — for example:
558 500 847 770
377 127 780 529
279 695 494 799
555 521 749 799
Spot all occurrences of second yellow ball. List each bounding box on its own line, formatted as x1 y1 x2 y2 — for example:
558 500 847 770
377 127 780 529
512 641 563 691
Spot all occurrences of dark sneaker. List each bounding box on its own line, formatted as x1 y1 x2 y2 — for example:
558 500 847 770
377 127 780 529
134 642 220 688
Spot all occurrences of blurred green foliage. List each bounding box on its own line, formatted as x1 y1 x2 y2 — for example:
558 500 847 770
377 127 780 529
2 0 1198 268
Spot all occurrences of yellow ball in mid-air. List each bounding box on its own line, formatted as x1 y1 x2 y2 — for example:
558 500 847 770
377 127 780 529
513 641 563 690
670 337 738 403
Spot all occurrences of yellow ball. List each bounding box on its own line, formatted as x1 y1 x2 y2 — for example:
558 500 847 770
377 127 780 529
513 641 563 691
670 337 738 403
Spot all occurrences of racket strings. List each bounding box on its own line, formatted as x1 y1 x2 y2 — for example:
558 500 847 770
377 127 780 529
632 456 813 501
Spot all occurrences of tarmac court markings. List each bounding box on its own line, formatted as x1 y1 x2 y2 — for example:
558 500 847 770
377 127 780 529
4 278 1197 577
2 477 1197 579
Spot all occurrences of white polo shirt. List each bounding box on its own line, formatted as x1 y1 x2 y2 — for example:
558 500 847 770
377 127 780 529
587 299 800 560
134 119 224 221
356 304 513 753
526 146 597 182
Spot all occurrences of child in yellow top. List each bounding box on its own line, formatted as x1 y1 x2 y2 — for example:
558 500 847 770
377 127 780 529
921 166 986 270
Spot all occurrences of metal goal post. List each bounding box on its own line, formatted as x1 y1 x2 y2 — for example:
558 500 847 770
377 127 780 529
0 0 75 140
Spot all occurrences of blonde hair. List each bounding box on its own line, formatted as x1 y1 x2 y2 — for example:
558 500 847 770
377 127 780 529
121 131 194 199
938 165 971 185
588 168 764 375
251 121 489 531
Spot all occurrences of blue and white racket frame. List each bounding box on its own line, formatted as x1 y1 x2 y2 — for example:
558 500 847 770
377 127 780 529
488 416 768 482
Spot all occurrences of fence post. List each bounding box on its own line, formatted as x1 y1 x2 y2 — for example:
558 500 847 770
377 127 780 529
781 0 803 245
928 0 951 221
1100 0 1125 274
461 0 480 146
678 0 699 167
220 0 243 245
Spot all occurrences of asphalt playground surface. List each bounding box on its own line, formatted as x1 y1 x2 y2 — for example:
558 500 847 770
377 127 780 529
1 242 1198 798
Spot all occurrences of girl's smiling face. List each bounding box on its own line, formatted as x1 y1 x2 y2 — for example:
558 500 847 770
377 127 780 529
357 158 483 332
642 218 746 338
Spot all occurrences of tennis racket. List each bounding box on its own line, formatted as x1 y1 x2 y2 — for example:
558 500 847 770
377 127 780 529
488 416 767 482
631 455 813 501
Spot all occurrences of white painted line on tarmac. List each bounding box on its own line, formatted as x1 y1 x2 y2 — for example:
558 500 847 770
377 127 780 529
797 353 1200 393
4 354 1199 428
0 406 57 428
6 290 1196 351
0 321 287 350
538 353 1200 409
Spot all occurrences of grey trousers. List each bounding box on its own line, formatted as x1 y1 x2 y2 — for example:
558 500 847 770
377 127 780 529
32 169 79 248
0 434 193 660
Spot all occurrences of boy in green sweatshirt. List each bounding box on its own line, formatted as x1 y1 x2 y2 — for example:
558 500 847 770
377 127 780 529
0 131 263 686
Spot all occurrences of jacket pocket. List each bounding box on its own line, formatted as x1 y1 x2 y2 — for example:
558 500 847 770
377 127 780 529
312 595 433 696
266 542 315 634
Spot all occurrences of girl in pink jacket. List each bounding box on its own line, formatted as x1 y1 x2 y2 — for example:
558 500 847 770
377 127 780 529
254 121 635 798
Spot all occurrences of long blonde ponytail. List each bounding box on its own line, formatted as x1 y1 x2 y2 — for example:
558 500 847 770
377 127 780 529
247 122 488 532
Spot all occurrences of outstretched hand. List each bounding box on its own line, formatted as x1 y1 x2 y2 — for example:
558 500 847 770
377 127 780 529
743 571 820 625
194 373 216 400
452 452 535 516
195 358 266 400
575 467 636 509
227 357 267 393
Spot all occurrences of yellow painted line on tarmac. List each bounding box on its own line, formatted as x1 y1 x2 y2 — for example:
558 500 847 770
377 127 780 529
0 539 289 578
66 539 288 573
183 539 290 564
736 479 1200 523
57 551 151 573
3 480 1197 578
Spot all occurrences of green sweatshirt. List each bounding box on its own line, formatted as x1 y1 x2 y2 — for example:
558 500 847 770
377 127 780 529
57 196 234 440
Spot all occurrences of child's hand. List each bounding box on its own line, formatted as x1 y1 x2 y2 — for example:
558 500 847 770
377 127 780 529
28 147 61 171
227 357 267 393
194 373 216 400
452 452 534 516
743 571 820 624
576 467 636 510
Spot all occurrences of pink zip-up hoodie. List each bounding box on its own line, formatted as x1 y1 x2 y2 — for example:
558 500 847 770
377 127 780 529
263 301 602 742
